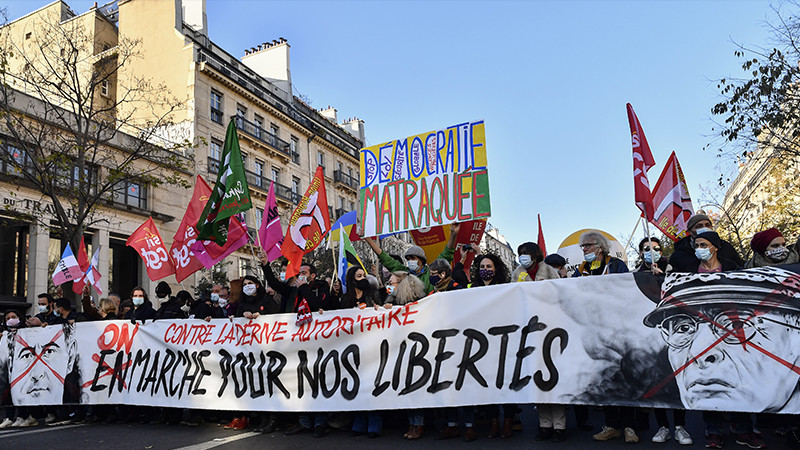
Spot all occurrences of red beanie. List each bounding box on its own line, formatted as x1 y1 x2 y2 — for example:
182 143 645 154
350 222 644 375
751 228 783 254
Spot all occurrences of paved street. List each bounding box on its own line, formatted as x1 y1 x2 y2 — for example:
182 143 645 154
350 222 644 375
0 406 792 449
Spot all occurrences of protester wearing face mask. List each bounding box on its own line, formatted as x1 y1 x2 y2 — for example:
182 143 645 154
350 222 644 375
124 287 156 321
365 223 461 294
693 231 739 273
511 242 560 283
667 213 744 273
571 231 637 443
573 231 628 277
153 281 186 320
465 252 517 439
26 293 57 327
236 275 275 319
544 253 569 278
636 237 668 275
746 227 799 268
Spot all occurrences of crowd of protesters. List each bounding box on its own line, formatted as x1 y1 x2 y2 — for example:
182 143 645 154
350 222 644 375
1 217 799 448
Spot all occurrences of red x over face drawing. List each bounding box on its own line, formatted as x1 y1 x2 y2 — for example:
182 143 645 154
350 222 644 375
10 328 68 404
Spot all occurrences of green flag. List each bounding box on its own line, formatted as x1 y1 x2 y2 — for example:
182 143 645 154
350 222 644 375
196 119 252 244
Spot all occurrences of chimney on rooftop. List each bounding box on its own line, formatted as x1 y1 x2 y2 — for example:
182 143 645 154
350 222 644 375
241 38 292 101
182 0 207 37
320 106 337 123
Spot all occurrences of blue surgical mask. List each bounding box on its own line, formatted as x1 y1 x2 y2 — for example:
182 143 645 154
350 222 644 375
210 293 220 302
694 227 712 236
695 248 712 261
643 251 661 264
519 255 533 268
132 297 144 306
386 285 396 296
584 252 597 263
406 260 419 272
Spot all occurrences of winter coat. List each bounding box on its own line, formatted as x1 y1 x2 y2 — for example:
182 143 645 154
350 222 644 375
745 247 800 268
572 255 628 277
668 234 744 273
378 246 455 294
511 261 561 282
155 297 187 320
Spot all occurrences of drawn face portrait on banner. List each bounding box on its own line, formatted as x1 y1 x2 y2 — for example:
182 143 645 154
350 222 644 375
644 266 800 413
7 325 78 405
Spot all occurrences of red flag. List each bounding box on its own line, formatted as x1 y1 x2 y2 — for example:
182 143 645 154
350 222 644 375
171 175 213 283
127 217 176 281
281 166 331 278
627 103 656 220
537 214 547 256
72 237 91 294
258 181 283 261
650 151 695 242
190 216 249 268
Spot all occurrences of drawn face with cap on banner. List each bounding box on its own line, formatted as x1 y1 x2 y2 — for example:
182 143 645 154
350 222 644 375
644 266 800 413
7 325 78 405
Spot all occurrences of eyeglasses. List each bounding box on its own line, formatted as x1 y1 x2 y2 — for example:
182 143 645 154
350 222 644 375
642 246 661 252
579 243 597 249
658 309 766 349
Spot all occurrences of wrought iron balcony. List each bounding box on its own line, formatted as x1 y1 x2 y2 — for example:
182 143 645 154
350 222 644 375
333 169 359 190
207 157 298 204
232 116 291 158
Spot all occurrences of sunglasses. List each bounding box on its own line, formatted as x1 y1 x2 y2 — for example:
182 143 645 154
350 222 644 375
642 246 661 252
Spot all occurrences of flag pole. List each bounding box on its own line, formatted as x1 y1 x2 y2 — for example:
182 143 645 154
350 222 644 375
246 208 262 269
623 216 642 254
641 212 656 273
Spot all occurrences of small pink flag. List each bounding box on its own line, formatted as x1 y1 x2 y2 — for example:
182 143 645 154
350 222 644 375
258 181 284 262
190 215 249 269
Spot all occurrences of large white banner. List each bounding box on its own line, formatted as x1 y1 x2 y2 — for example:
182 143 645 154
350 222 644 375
3 265 800 414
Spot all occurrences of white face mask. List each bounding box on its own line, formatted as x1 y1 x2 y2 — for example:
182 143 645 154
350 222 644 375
180 304 191 313
406 260 419 272
132 297 144 306
766 246 790 261
694 227 712 236
297 275 308 284
243 284 257 296
38 304 48 314
519 255 533 268
156 296 169 305
279 272 287 282
210 293 220 302
218 299 228 308
6 318 19 327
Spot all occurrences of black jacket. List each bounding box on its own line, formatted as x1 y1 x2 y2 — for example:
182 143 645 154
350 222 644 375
668 235 744 272
262 265 329 312
155 297 187 320
125 302 157 321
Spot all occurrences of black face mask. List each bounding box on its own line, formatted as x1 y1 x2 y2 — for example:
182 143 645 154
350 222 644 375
354 278 371 291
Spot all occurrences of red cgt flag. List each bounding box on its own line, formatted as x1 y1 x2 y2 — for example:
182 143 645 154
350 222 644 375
281 166 331 278
650 151 695 242
627 103 656 220
171 175 213 283
127 217 176 281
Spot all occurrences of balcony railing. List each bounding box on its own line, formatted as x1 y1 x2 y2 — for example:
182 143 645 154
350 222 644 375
208 157 299 204
231 116 291 158
333 169 359 190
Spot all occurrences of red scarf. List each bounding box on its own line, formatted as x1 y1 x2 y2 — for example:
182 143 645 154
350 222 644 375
526 262 539 280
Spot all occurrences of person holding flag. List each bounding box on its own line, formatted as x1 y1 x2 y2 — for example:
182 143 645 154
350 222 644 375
365 222 461 294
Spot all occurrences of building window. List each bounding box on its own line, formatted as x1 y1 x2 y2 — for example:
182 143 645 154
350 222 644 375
317 151 325 169
100 79 109 97
240 152 248 170
210 139 222 160
291 137 299 164
25 32 31 40
236 104 247 127
271 167 279 183
339 197 345 209
270 124 279 137
256 208 263 226
2 145 30 175
210 90 223 124
292 176 300 203
254 115 263 138
113 180 147 209
238 257 255 278
254 159 264 187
